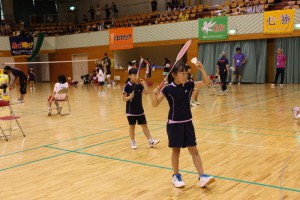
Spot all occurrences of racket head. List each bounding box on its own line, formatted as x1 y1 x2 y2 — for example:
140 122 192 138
136 57 144 78
176 39 192 61
158 39 191 90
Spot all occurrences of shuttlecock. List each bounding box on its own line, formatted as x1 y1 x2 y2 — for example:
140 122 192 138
191 57 198 65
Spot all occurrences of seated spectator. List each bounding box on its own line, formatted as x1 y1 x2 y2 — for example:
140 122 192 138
284 2 294 9
167 1 173 12
253 2 264 13
178 10 189 21
245 2 253 14
18 19 24 31
179 0 186 10
92 23 98 31
223 4 230 11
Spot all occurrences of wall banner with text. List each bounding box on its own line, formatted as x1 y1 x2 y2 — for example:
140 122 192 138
264 9 294 34
109 27 133 50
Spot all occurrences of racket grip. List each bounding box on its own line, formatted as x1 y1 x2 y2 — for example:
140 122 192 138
158 81 164 91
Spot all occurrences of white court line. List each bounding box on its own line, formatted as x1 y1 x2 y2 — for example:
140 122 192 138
200 139 300 152
198 90 300 122
219 118 240 125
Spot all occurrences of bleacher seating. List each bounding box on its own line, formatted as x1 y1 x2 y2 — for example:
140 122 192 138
1 1 294 37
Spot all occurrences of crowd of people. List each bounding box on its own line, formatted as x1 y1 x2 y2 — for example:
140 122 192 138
1 0 294 37
83 2 118 23
0 19 25 36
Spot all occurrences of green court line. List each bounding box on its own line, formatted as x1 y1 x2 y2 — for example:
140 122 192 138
0 123 164 158
1 122 299 193
74 126 165 151
0 152 70 172
45 146 300 193
0 126 165 171
0 122 299 193
0 126 128 158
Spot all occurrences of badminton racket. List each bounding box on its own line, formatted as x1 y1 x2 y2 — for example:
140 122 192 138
158 39 192 90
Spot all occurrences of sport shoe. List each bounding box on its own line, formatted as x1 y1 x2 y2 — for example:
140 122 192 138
280 84 283 88
16 99 24 104
190 100 197 107
199 174 215 188
149 138 159 147
293 107 299 119
172 174 185 188
238 82 241 85
228 82 233 85
194 100 200 105
130 140 137 149
271 84 276 87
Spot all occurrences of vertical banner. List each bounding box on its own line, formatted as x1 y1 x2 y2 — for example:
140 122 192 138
109 27 133 50
264 9 294 34
199 17 228 40
9 36 34 56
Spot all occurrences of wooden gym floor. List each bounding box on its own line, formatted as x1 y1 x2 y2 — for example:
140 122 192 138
0 82 299 199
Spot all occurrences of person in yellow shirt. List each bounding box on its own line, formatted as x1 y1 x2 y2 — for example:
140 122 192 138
178 10 189 21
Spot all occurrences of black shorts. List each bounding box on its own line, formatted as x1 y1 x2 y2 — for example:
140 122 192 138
233 66 243 75
20 81 27 95
98 81 105 85
167 121 196 148
127 114 147 125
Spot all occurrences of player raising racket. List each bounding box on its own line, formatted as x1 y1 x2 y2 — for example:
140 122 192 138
152 60 215 188
123 68 159 149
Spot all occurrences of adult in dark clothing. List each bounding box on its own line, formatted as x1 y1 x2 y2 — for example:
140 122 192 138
217 52 229 93
87 6 95 21
172 0 179 9
151 0 158 12
103 4 111 20
102 53 112 86
111 2 118 18
4 66 27 103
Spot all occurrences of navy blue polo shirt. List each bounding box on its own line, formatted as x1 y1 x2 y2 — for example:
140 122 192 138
162 81 194 123
123 82 144 116
217 57 228 74
102 56 111 74
11 68 27 83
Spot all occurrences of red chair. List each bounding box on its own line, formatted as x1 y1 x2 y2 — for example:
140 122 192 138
0 100 25 141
